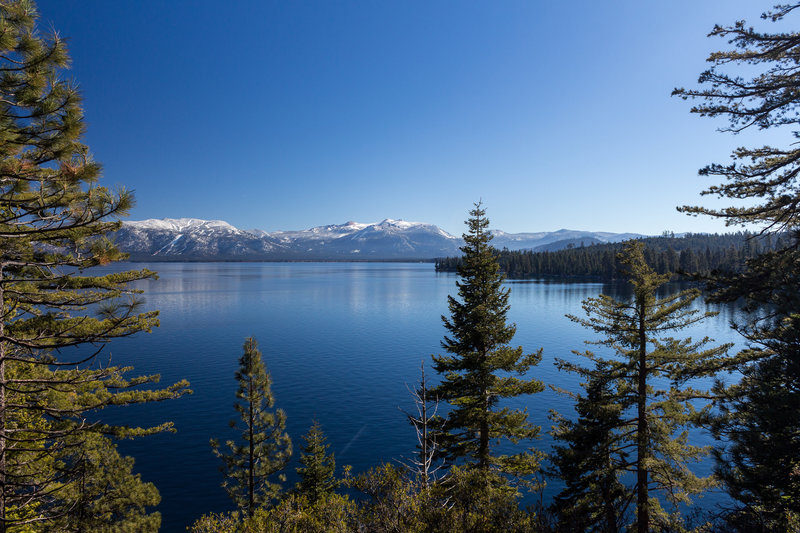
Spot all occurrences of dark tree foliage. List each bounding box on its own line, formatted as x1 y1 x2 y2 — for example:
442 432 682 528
431 203 543 482
51 433 161 533
675 4 800 528
435 232 786 280
211 338 291 517
548 361 629 533
0 1 189 529
295 419 339 504
560 242 728 533
711 341 800 532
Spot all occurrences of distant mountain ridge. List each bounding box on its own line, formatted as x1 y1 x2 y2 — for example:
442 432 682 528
112 218 645 261
490 228 644 251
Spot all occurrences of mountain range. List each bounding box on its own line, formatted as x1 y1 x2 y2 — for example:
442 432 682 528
112 218 645 261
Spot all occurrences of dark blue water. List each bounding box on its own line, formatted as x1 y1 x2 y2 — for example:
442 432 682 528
84 262 745 531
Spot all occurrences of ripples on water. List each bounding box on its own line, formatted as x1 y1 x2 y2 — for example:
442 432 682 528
81 262 747 530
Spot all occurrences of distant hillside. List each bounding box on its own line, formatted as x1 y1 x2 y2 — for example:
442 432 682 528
112 218 647 261
490 228 644 250
532 236 605 252
435 232 788 280
114 218 462 260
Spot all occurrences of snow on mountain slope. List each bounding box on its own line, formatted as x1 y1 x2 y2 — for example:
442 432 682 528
113 218 644 260
127 218 239 233
267 221 371 244
332 219 460 257
114 218 286 259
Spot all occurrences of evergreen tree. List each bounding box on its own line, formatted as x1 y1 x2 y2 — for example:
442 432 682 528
673 3 800 231
0 1 189 529
211 337 291 516
549 361 629 533
563 241 728 533
674 4 800 527
51 433 161 533
295 419 338 503
431 202 544 482
711 339 800 532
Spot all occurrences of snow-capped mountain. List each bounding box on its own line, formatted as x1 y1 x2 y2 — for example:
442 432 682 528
331 219 460 257
114 218 461 260
112 218 644 260
115 218 287 259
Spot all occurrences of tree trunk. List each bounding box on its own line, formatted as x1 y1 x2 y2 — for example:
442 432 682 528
603 450 617 533
0 264 6 533
420 365 429 486
636 298 649 533
248 372 255 517
479 350 489 473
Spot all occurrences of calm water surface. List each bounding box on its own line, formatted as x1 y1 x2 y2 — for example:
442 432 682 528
88 262 746 531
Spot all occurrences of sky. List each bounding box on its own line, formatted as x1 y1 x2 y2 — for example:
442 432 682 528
34 0 787 236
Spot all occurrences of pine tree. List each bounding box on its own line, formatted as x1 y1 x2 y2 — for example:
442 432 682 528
431 202 544 482
211 337 291 516
295 419 338 503
711 339 800 532
50 432 161 533
0 1 189 529
563 241 728 533
549 361 629 533
674 4 800 527
673 3 800 231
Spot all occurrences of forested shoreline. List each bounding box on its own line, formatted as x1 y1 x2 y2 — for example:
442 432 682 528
435 232 789 280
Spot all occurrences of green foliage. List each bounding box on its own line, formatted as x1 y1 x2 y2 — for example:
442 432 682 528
190 462 553 532
188 511 242 533
559 241 728 533
709 317 800 531
0 1 189 529
432 202 544 480
50 433 161 533
352 463 539 533
211 338 292 516
673 4 800 230
675 5 800 528
295 419 339 503
352 464 426 533
249 493 357 533
428 465 538 533
697 249 800 529
549 361 629 532
189 493 358 533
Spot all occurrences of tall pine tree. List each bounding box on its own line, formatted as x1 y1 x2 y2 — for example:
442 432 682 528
211 337 291 517
0 1 189 529
432 202 543 483
674 4 800 528
562 241 728 533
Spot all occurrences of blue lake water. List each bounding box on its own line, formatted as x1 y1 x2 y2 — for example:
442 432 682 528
85 262 746 531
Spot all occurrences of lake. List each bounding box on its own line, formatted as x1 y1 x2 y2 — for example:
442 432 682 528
88 262 746 531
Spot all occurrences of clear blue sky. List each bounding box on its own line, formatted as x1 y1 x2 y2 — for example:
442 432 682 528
36 0 779 235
